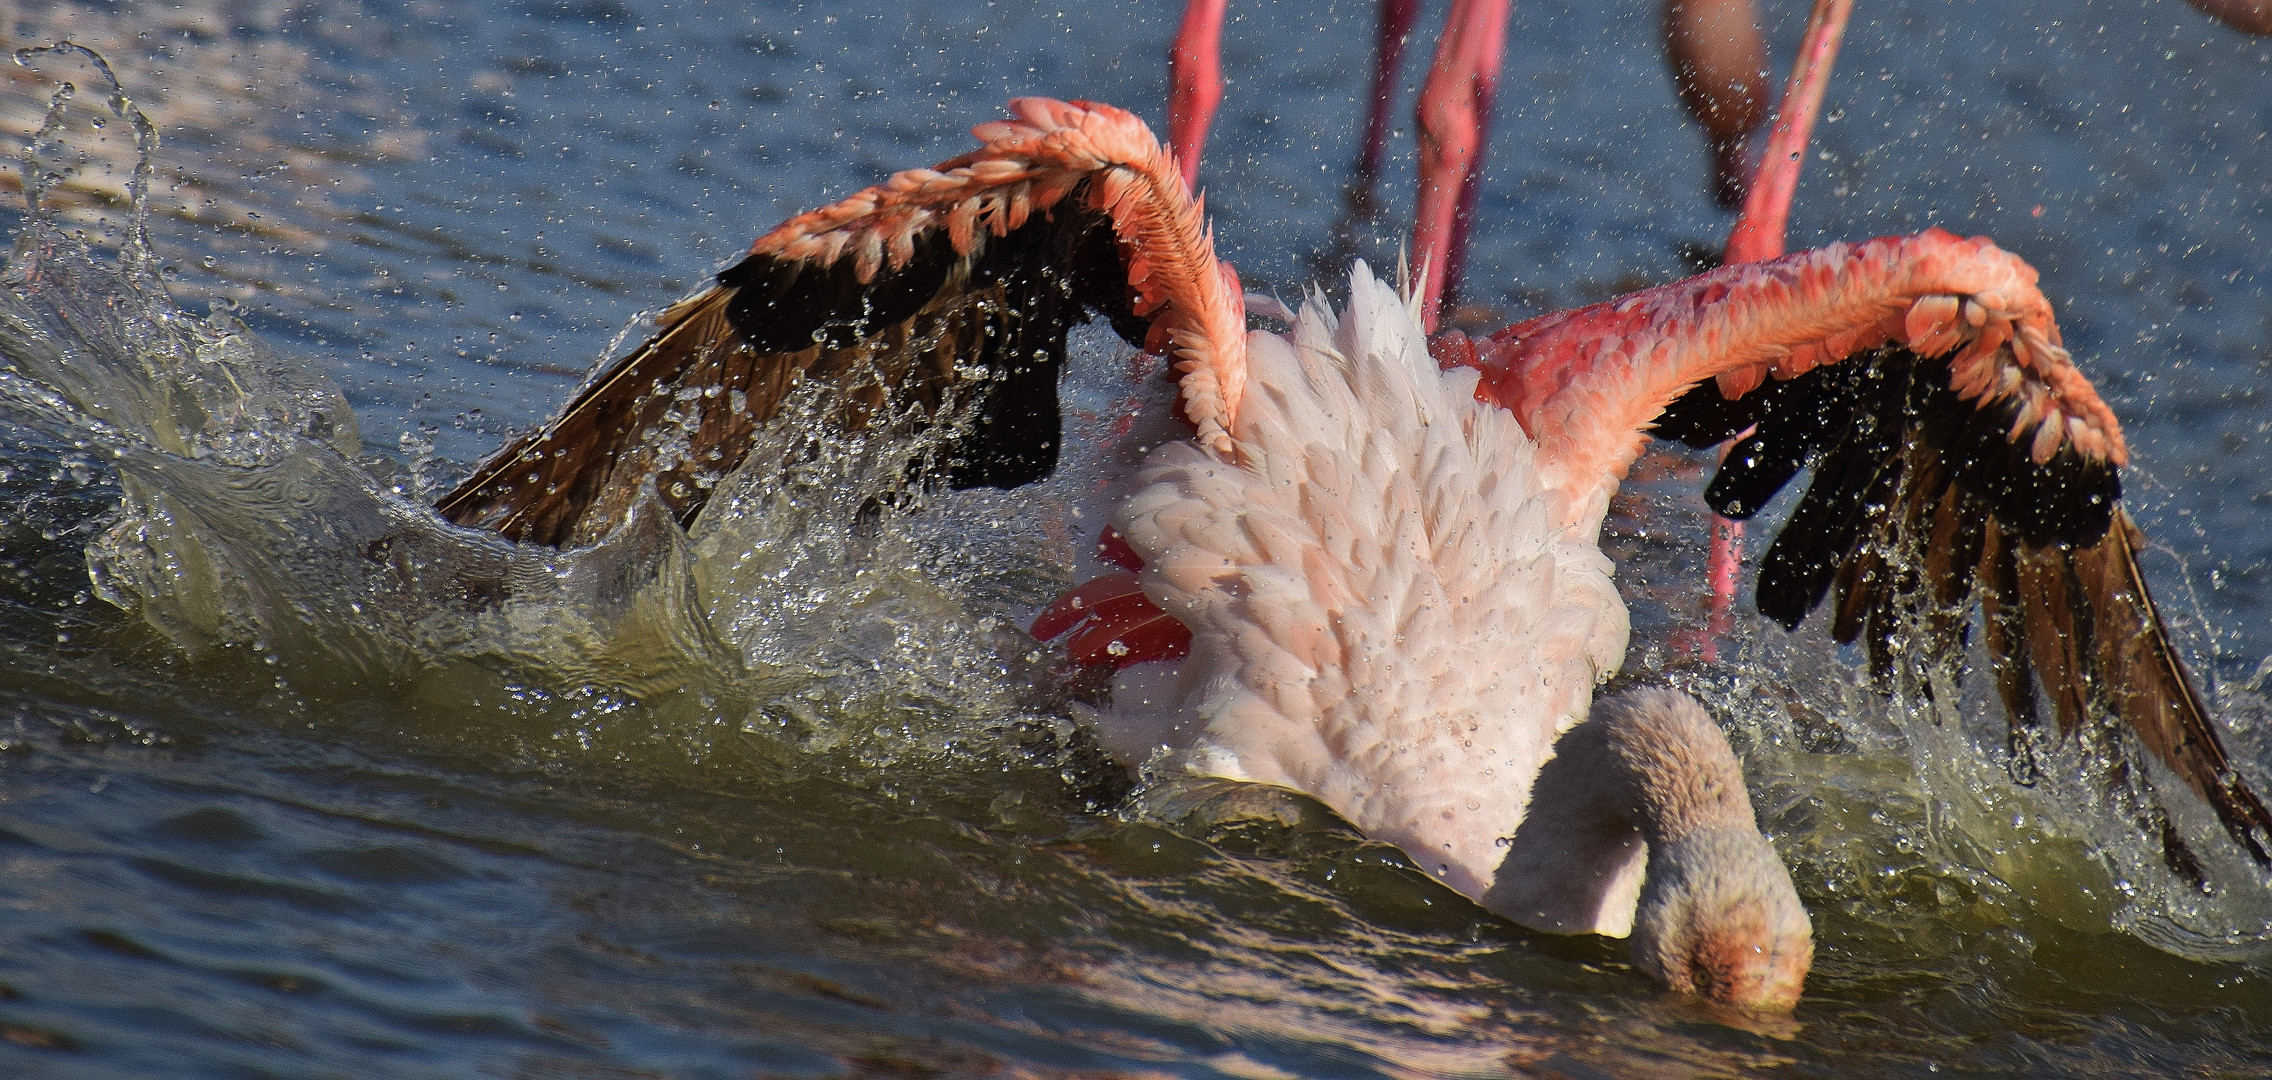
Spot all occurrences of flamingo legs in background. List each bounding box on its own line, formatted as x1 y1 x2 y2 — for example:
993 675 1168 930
1166 0 1509 329
1407 0 1509 327
1672 0 2270 210
1167 0 2270 325
1347 0 1423 227
1166 0 1767 327
1663 0 1769 210
1166 0 1227 191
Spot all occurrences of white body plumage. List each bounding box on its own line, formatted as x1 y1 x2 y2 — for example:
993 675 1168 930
1096 264 1634 923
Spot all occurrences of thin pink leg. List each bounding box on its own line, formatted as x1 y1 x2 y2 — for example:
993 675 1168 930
1697 513 1743 657
1168 0 1229 190
1355 0 1426 193
1320 0 1424 274
1722 0 1852 265
1440 72 1498 316
1695 0 1852 658
1412 0 1511 331
1663 0 1769 210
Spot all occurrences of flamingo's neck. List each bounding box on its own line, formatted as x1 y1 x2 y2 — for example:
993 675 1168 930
1486 690 1812 1010
1597 691 1812 1010
1481 688 1770 936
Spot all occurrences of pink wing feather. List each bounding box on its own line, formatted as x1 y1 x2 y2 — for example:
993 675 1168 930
436 99 1245 548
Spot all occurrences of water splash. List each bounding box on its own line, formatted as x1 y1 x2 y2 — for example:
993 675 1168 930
0 43 1150 793
1680 607 2272 968
0 50 727 765
13 42 160 274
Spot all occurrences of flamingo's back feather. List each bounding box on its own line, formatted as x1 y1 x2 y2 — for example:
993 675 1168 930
1106 264 1627 902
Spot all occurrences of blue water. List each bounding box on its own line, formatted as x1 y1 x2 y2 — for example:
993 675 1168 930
2 0 2270 1076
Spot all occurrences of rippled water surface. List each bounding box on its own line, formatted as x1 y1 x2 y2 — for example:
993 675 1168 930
2 0 2270 1076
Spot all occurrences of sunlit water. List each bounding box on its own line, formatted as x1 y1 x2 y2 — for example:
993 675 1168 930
1 0 2269 1076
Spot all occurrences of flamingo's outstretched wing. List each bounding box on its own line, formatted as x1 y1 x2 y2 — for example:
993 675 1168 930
436 98 1244 548
1455 228 2268 874
1656 346 2272 876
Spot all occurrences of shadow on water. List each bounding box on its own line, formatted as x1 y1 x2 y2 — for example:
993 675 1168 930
2 2 2271 1077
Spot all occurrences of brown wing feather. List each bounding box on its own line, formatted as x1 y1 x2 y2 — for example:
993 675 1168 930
2077 513 2272 863
1975 522 2045 784
436 288 771 546
1665 345 2272 869
2012 538 2091 737
436 98 1247 548
433 274 1004 547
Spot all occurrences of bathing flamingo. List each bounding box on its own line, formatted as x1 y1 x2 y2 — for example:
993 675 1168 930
434 97 2271 1009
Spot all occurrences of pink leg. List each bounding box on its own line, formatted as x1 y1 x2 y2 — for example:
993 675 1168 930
1663 0 1769 210
1723 0 1852 265
1439 73 1498 318
1320 0 1425 274
1412 0 1511 331
1168 0 1229 190
1355 0 1426 194
1696 0 1852 656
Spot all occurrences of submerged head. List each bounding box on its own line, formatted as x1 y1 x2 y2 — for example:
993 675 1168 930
1595 689 1814 1012
1629 827 1814 1012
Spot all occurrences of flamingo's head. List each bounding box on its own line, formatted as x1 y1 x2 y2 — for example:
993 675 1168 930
1629 826 1813 1013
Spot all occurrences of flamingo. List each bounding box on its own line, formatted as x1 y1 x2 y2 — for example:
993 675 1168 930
432 94 2271 1010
